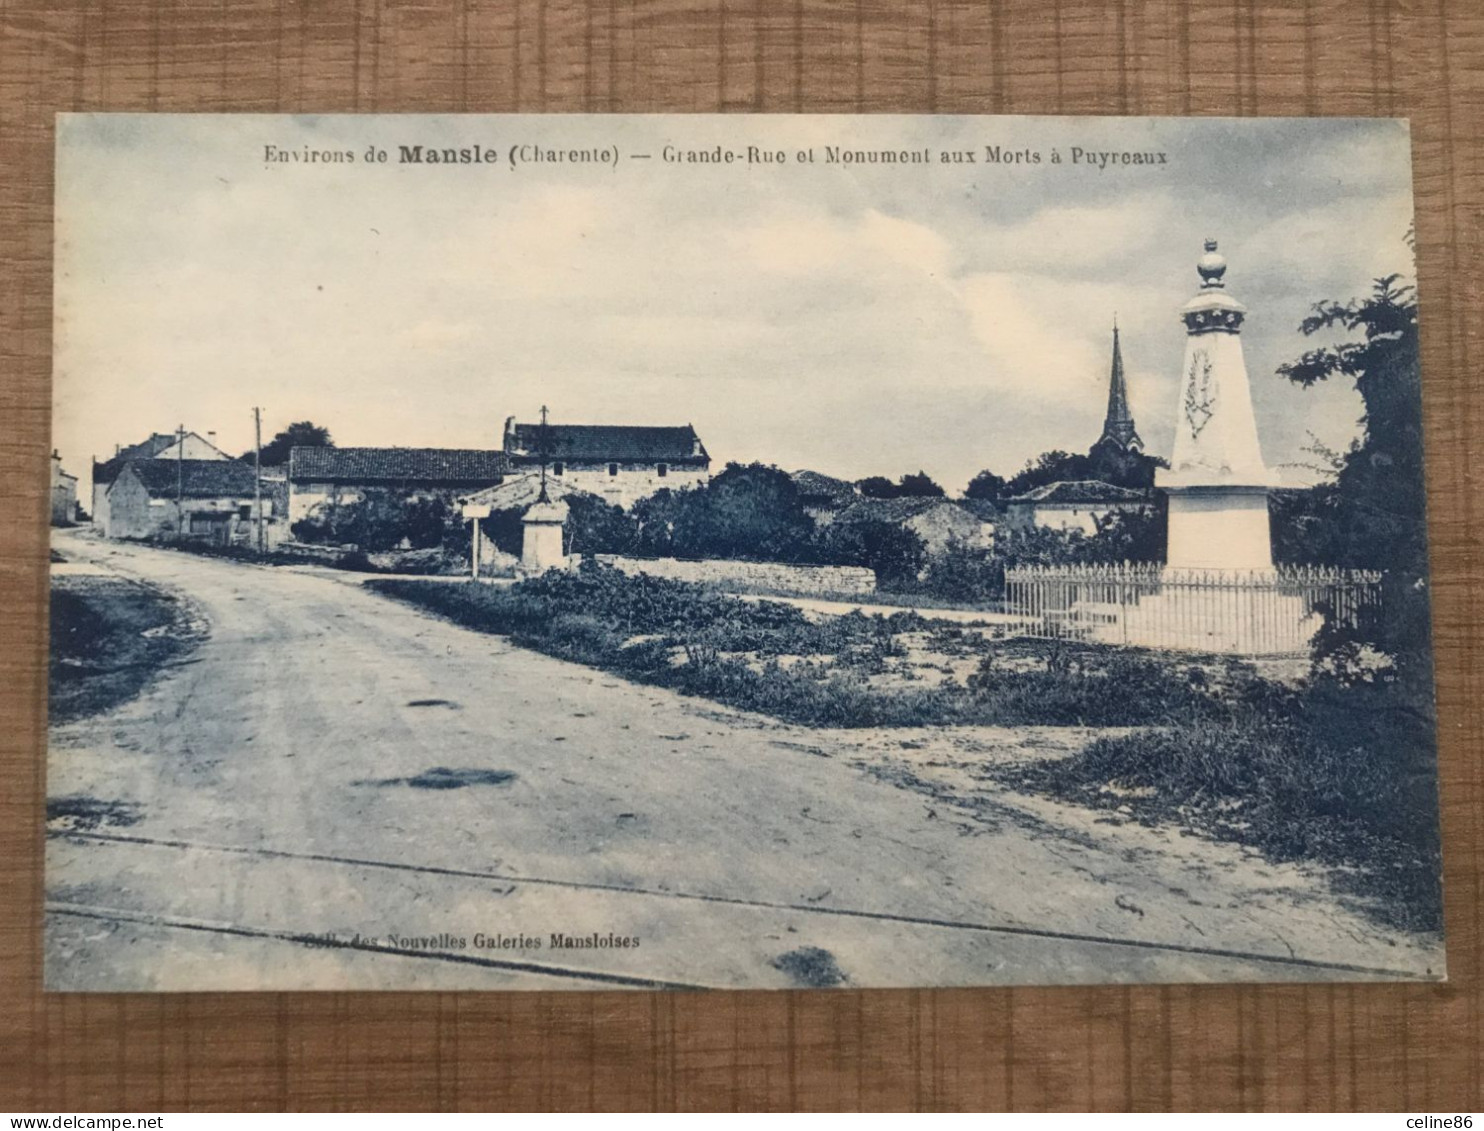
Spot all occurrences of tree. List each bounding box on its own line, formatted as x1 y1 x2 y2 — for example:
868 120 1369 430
690 462 818 560
1002 446 1162 497
1002 450 1093 497
963 469 1007 502
1085 501 1166 563
857 471 945 499
1088 442 1163 488
856 475 899 499
896 471 945 497
563 493 637 556
629 462 818 562
1277 271 1429 678
252 421 333 467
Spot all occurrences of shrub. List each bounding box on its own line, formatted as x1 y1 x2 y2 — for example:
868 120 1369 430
292 488 458 552
820 519 926 587
964 646 1220 727
629 463 821 562
912 538 1006 602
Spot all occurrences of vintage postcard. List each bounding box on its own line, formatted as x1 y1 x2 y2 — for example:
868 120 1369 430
47 113 1443 990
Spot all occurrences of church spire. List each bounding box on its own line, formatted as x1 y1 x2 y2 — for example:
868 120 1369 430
1097 321 1143 452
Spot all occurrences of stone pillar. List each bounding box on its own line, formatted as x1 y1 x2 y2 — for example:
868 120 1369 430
1156 239 1279 570
520 499 569 574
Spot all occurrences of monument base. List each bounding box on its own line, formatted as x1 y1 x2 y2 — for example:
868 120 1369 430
1162 484 1273 570
519 499 569 575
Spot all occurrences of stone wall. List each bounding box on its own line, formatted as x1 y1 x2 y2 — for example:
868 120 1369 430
595 555 875 596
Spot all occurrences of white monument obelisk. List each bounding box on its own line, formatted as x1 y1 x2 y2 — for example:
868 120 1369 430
1157 239 1279 570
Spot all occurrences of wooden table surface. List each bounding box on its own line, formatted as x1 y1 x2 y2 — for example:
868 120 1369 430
1 0 1480 1112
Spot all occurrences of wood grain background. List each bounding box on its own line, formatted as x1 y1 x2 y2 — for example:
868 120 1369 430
2 0 1480 1112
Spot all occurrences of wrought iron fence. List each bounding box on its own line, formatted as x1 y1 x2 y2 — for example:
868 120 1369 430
1003 562 1383 656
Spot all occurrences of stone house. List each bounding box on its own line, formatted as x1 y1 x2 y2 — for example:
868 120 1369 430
286 447 511 524
502 418 710 509
1002 479 1153 536
91 430 233 534
102 459 267 543
834 496 992 556
50 451 78 526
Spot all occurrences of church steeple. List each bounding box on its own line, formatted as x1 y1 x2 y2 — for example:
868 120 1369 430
1097 319 1143 453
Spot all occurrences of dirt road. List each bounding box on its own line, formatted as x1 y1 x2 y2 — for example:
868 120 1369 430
45 531 1443 990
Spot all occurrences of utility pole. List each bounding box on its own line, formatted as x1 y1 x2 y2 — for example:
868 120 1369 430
253 406 264 553
175 423 185 540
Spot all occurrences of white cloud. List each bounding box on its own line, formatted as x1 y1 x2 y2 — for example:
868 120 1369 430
53 114 1404 498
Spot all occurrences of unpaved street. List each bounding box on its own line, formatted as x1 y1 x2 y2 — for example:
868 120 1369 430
46 531 1443 990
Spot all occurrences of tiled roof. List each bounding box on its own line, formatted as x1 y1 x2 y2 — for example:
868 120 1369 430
121 433 180 461
837 496 978 525
93 433 179 486
121 459 258 499
288 447 510 484
791 469 857 506
1008 480 1152 505
459 472 601 511
505 423 708 465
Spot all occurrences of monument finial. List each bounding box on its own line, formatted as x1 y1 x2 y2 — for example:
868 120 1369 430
1182 238 1246 335
1197 238 1228 289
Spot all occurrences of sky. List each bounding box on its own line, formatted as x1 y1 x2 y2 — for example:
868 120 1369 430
53 113 1416 498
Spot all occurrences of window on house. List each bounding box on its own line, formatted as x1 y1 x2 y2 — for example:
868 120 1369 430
608 463 618 477
238 504 252 520
552 462 564 476
657 464 668 478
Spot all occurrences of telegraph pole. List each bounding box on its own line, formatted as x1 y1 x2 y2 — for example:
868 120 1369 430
175 423 185 539
253 407 264 553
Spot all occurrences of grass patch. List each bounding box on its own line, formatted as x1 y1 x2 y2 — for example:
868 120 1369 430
367 568 1233 730
1002 680 1443 933
49 574 202 724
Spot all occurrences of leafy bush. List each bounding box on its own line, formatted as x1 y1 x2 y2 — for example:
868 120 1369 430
892 511 1164 605
629 463 823 563
564 493 637 555
911 537 1006 602
292 488 460 552
818 519 927 587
